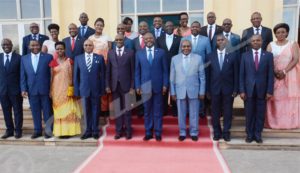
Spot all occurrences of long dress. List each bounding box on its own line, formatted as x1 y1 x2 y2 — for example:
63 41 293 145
88 34 112 113
50 58 82 136
265 41 300 129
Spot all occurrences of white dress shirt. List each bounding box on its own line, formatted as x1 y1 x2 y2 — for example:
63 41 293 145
165 34 174 50
3 52 12 64
253 26 262 35
252 48 261 62
116 46 125 56
31 53 40 72
31 34 39 40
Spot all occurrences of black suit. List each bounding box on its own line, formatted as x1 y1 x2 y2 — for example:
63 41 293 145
106 48 135 135
77 26 95 39
241 26 273 52
151 27 165 39
22 34 49 55
207 51 239 138
62 36 86 60
0 52 23 134
133 36 144 52
200 25 223 49
156 34 181 115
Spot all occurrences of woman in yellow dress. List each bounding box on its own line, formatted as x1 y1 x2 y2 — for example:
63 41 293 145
88 18 112 117
50 41 82 138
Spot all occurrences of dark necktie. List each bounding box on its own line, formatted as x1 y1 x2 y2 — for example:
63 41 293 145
148 49 153 65
33 34 37 40
5 54 9 71
254 51 259 70
118 49 122 57
81 27 85 37
209 25 213 40
225 33 229 40
255 28 260 35
156 29 159 38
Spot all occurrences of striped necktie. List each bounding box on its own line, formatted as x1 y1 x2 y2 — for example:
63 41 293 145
86 54 92 72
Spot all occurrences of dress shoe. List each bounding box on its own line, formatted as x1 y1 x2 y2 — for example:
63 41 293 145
80 133 92 140
59 136 70 139
31 133 42 139
143 135 153 141
191 136 198 141
223 136 231 142
178 136 186 141
1 132 14 139
93 134 100 139
125 134 132 140
245 137 253 143
213 136 220 141
15 132 22 139
114 134 122 140
155 136 162 141
255 138 263 144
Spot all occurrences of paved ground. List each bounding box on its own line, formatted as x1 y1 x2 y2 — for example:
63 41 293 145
0 145 300 173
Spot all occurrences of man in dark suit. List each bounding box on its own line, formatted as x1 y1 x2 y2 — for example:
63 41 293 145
0 39 23 139
156 21 181 116
135 33 168 141
151 16 165 39
62 23 85 60
200 11 223 48
106 34 135 140
239 35 274 144
133 21 149 52
78 12 95 39
74 40 105 140
222 18 241 55
206 34 239 142
111 23 134 50
241 12 273 52
22 23 49 55
20 40 53 139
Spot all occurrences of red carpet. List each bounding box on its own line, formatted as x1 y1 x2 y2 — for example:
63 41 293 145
75 116 230 173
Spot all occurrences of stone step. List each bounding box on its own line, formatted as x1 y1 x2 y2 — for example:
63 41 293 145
219 137 300 150
0 134 98 147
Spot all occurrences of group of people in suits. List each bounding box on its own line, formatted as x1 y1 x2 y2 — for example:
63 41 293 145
1 11 299 144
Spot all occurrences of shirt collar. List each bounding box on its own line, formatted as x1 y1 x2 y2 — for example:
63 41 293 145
182 53 190 58
166 33 174 37
71 35 78 40
5 52 12 57
208 24 216 29
31 52 40 57
253 26 262 31
223 31 231 36
85 52 93 57
147 46 154 51
252 48 261 55
32 34 39 37
217 49 226 54
116 46 124 51
192 34 199 39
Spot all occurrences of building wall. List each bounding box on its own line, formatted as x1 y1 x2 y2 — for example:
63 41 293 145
51 0 284 39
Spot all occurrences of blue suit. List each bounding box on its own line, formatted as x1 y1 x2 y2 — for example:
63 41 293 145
74 53 105 135
62 36 86 60
207 51 239 138
77 26 95 39
239 50 274 140
170 53 205 136
0 52 23 134
22 34 49 55
20 52 52 134
112 37 134 50
135 47 168 136
182 35 212 62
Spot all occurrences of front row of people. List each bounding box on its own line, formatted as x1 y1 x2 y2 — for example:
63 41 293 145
0 32 275 143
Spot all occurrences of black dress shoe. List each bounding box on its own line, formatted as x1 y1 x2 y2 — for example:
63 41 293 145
213 136 220 141
125 134 132 140
245 137 253 143
178 136 186 141
155 136 162 141
223 136 231 142
191 136 198 141
15 133 22 139
93 134 100 139
255 138 263 144
80 133 92 140
1 132 14 139
59 136 70 139
44 134 52 139
31 133 42 139
114 134 122 140
143 135 153 141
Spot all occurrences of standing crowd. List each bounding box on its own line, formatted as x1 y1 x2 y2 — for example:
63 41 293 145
1 11 300 144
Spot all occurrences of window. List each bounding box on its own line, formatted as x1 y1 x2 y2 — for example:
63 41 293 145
0 0 52 54
120 0 204 31
283 0 299 41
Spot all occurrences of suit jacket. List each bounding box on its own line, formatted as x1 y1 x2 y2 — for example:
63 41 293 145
182 35 212 62
156 34 182 72
151 27 165 39
200 25 223 42
206 51 239 95
22 34 49 55
20 53 53 96
241 26 273 52
239 50 274 98
62 36 86 60
135 47 169 94
170 53 205 99
226 32 241 55
106 48 134 92
112 37 134 50
133 36 143 52
77 26 95 39
0 52 22 95
73 53 105 97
